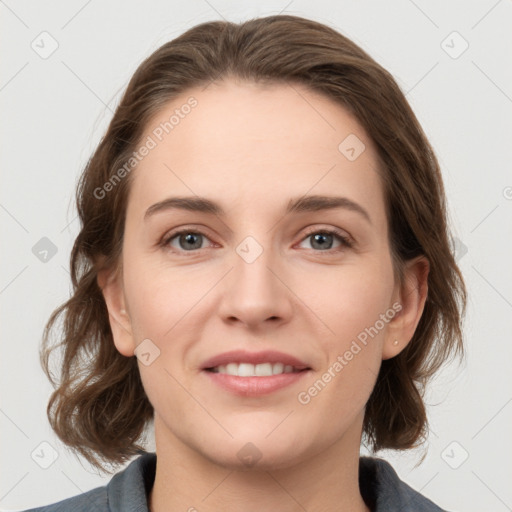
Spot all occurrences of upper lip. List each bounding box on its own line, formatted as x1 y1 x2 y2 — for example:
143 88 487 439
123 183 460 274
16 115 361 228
201 350 311 371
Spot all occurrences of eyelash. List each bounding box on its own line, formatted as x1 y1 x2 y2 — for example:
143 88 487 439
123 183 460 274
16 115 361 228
159 226 354 256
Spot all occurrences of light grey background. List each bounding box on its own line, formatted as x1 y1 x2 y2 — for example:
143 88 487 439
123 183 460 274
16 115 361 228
1 1 511 510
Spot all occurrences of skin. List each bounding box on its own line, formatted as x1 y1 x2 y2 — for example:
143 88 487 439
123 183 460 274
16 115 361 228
98 78 429 512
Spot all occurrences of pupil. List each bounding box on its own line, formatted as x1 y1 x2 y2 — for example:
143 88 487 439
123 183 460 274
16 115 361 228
181 233 202 250
177 232 333 251
312 233 332 250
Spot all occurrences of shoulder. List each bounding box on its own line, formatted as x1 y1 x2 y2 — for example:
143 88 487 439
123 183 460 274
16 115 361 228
359 456 449 512
19 486 108 512
19 451 157 512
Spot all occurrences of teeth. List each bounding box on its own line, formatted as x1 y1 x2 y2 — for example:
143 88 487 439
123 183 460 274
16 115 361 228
211 362 302 376
226 363 238 375
239 363 256 377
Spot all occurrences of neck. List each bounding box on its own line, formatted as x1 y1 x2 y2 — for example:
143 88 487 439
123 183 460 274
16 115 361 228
149 415 370 512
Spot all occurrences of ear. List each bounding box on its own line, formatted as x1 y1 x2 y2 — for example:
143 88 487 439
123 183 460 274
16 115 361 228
382 256 429 360
97 263 136 357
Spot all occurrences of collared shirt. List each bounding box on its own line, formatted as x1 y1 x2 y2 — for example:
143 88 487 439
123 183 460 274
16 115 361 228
22 451 447 511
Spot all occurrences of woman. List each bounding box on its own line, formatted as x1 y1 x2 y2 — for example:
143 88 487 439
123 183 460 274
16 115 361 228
26 14 466 512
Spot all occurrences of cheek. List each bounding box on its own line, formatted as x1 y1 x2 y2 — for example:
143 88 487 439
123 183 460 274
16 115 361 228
296 259 393 399
123 255 216 340
296 256 394 346
296 280 388 422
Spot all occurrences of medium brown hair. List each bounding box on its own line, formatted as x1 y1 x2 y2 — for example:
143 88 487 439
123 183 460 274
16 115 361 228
41 14 466 473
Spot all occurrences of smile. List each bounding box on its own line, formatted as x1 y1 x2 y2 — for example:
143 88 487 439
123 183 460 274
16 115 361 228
206 362 305 376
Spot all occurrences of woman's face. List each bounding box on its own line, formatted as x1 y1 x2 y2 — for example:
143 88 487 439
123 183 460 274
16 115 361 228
103 79 424 469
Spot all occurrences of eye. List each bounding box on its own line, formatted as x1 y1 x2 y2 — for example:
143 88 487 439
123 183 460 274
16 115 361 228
160 226 354 255
161 229 213 252
297 227 353 252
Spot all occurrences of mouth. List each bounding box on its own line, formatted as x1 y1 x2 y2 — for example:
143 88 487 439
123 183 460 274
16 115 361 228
204 362 309 376
200 350 312 396
200 349 312 374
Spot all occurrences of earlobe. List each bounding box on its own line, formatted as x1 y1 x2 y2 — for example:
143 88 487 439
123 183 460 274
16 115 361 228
97 265 135 357
382 256 429 360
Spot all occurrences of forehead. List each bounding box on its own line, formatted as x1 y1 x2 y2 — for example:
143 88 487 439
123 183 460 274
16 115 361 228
127 79 386 226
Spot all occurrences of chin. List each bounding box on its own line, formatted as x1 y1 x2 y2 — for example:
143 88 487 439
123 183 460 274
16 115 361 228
197 433 312 472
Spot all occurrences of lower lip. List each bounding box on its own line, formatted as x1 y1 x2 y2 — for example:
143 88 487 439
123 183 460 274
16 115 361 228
202 369 311 396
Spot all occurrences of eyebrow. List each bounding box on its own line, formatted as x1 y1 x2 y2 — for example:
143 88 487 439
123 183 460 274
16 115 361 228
144 194 372 224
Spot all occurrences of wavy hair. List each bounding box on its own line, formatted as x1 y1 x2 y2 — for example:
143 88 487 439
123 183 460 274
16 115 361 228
41 14 467 472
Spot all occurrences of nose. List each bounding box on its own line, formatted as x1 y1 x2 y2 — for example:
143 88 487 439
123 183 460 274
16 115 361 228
218 239 294 330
